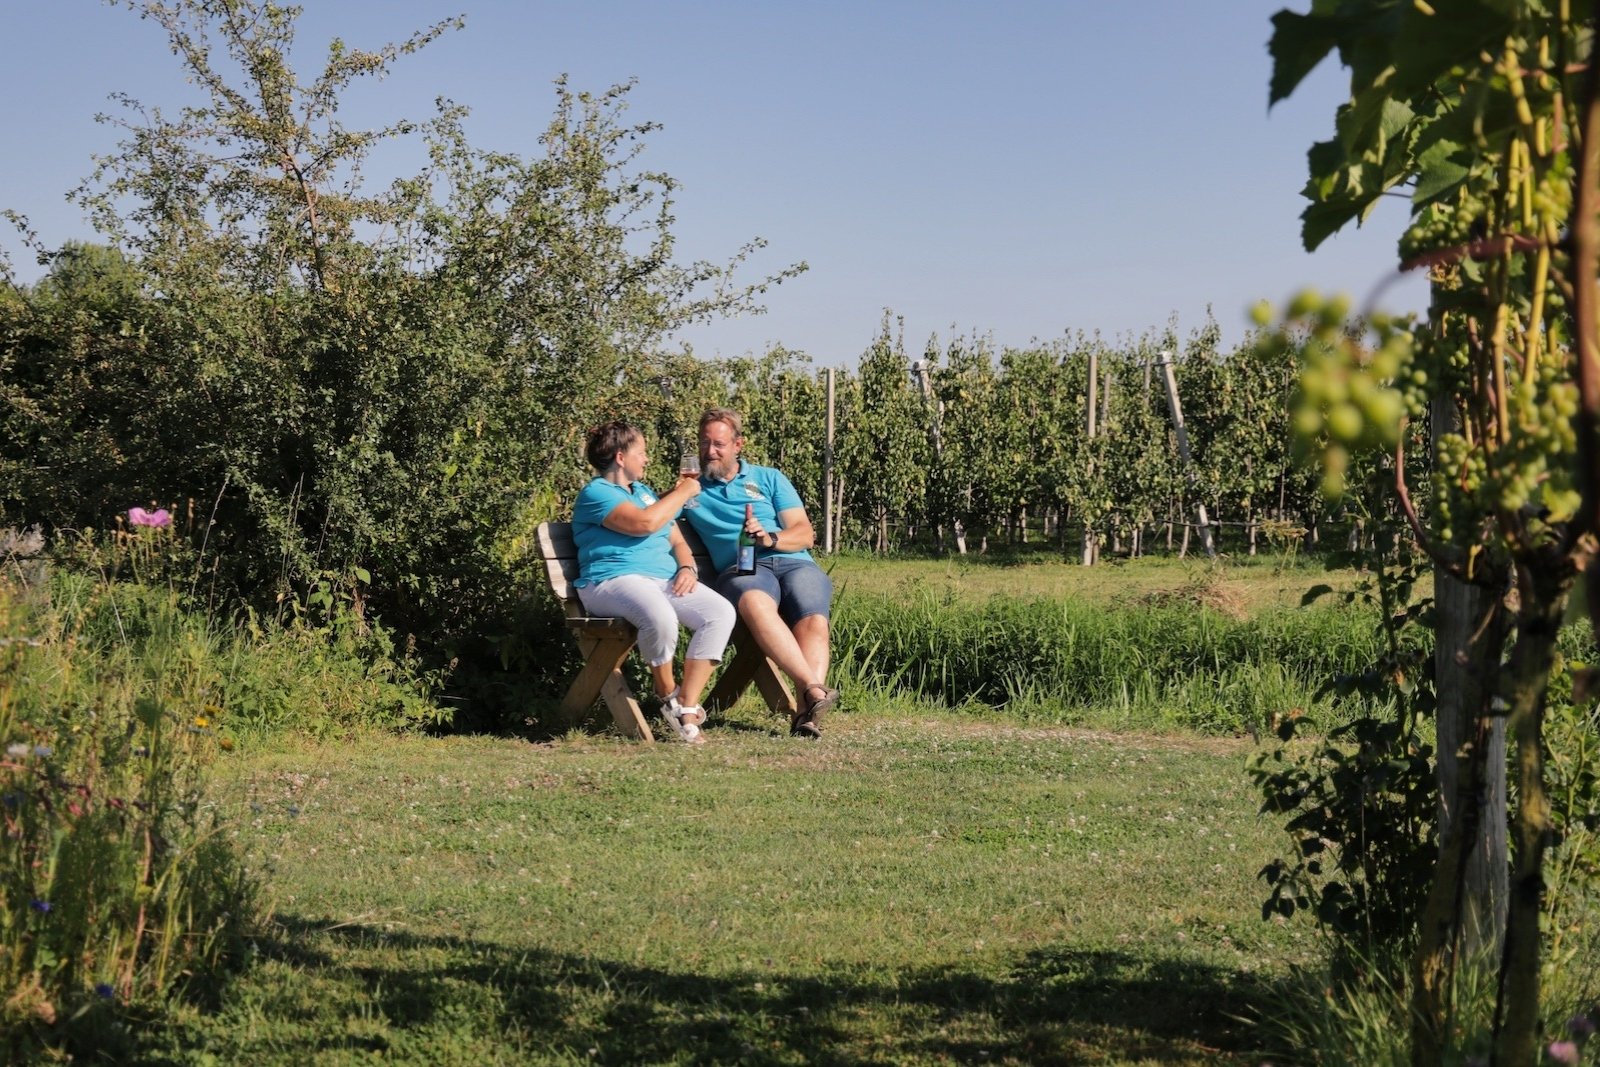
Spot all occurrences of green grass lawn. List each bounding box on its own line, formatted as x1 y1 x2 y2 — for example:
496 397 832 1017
824 547 1383 616
141 708 1318 1065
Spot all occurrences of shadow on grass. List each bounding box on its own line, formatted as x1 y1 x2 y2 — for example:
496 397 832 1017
147 916 1284 1065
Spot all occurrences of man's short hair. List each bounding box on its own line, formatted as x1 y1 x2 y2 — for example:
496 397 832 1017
699 407 744 439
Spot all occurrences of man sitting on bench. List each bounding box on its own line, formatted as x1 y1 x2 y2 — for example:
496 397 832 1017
684 407 840 739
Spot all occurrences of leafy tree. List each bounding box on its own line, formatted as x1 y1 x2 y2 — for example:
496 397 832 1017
1192 329 1296 552
1265 3 1600 1060
1095 338 1184 555
2 1 801 664
0 244 179 527
1031 339 1097 554
836 315 928 552
929 332 1005 549
984 345 1065 544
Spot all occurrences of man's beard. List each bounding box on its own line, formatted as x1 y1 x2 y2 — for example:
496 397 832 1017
704 457 738 481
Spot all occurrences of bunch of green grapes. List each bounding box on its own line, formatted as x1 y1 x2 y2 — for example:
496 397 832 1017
1429 358 1580 546
1399 190 1488 262
1430 430 1477 541
1255 290 1415 499
1532 152 1573 226
1503 372 1580 526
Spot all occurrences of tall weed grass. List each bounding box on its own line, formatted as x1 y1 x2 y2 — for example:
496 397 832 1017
1262 879 1600 1066
831 586 1387 733
1 562 259 1057
1 524 448 1058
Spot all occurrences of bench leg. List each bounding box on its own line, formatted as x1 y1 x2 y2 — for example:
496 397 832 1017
751 656 798 718
706 625 797 718
562 634 653 743
598 670 652 743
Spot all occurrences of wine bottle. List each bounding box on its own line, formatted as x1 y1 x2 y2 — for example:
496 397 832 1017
737 504 757 575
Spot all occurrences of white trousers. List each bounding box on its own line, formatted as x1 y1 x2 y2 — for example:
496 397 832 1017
576 574 736 666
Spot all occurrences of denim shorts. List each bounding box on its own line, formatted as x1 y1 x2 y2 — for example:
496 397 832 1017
715 556 834 625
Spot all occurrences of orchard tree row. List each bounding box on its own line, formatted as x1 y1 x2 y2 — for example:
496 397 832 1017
635 315 1372 562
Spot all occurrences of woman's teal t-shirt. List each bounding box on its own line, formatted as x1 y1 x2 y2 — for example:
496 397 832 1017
571 478 678 587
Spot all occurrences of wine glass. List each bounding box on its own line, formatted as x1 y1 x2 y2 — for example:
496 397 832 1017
679 448 701 507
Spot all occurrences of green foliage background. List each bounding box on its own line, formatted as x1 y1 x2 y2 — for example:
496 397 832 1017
0 0 1371 726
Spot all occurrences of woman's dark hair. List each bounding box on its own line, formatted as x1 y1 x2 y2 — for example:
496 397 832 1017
584 420 642 471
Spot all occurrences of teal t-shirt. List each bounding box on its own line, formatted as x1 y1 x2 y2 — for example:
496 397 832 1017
682 460 812 572
571 478 678 587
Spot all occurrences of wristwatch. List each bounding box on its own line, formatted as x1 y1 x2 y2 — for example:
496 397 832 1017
765 531 778 549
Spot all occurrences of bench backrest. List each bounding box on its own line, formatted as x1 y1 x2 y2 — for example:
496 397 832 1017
535 519 715 615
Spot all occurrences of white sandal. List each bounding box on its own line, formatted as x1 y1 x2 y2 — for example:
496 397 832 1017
660 694 706 744
679 705 706 744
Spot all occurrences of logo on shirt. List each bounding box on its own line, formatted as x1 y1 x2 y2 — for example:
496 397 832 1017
640 492 657 506
743 481 763 499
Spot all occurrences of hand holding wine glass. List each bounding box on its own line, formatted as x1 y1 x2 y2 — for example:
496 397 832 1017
678 448 702 507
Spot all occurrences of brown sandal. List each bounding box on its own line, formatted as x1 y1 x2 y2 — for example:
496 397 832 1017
791 685 839 738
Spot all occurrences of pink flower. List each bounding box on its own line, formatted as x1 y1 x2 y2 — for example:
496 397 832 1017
1547 1040 1581 1066
128 507 172 528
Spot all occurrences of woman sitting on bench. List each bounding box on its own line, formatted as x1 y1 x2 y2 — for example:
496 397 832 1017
571 421 736 744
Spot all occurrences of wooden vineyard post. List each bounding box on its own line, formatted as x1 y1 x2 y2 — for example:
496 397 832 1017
1083 347 1099 565
1155 349 1216 558
1104 362 1117 554
823 367 835 554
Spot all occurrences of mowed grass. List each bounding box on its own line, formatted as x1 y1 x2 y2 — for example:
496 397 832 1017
141 710 1317 1066
824 547 1385 615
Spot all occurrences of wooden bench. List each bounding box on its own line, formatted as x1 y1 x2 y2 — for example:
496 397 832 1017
534 520 797 743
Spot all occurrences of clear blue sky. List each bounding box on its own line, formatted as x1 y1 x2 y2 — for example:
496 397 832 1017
1 1 1428 364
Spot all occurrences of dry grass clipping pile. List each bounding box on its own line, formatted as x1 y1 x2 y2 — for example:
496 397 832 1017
1126 568 1248 619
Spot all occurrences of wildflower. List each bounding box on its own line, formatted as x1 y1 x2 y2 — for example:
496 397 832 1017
219 736 235 752
5 743 27 758
127 507 172 528
30 899 51 914
1570 1015 1598 1040
94 983 115 999
1548 1040 1581 1066
194 715 210 728
31 745 52 758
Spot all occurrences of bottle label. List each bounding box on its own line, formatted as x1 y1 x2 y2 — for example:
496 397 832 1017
737 544 756 573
